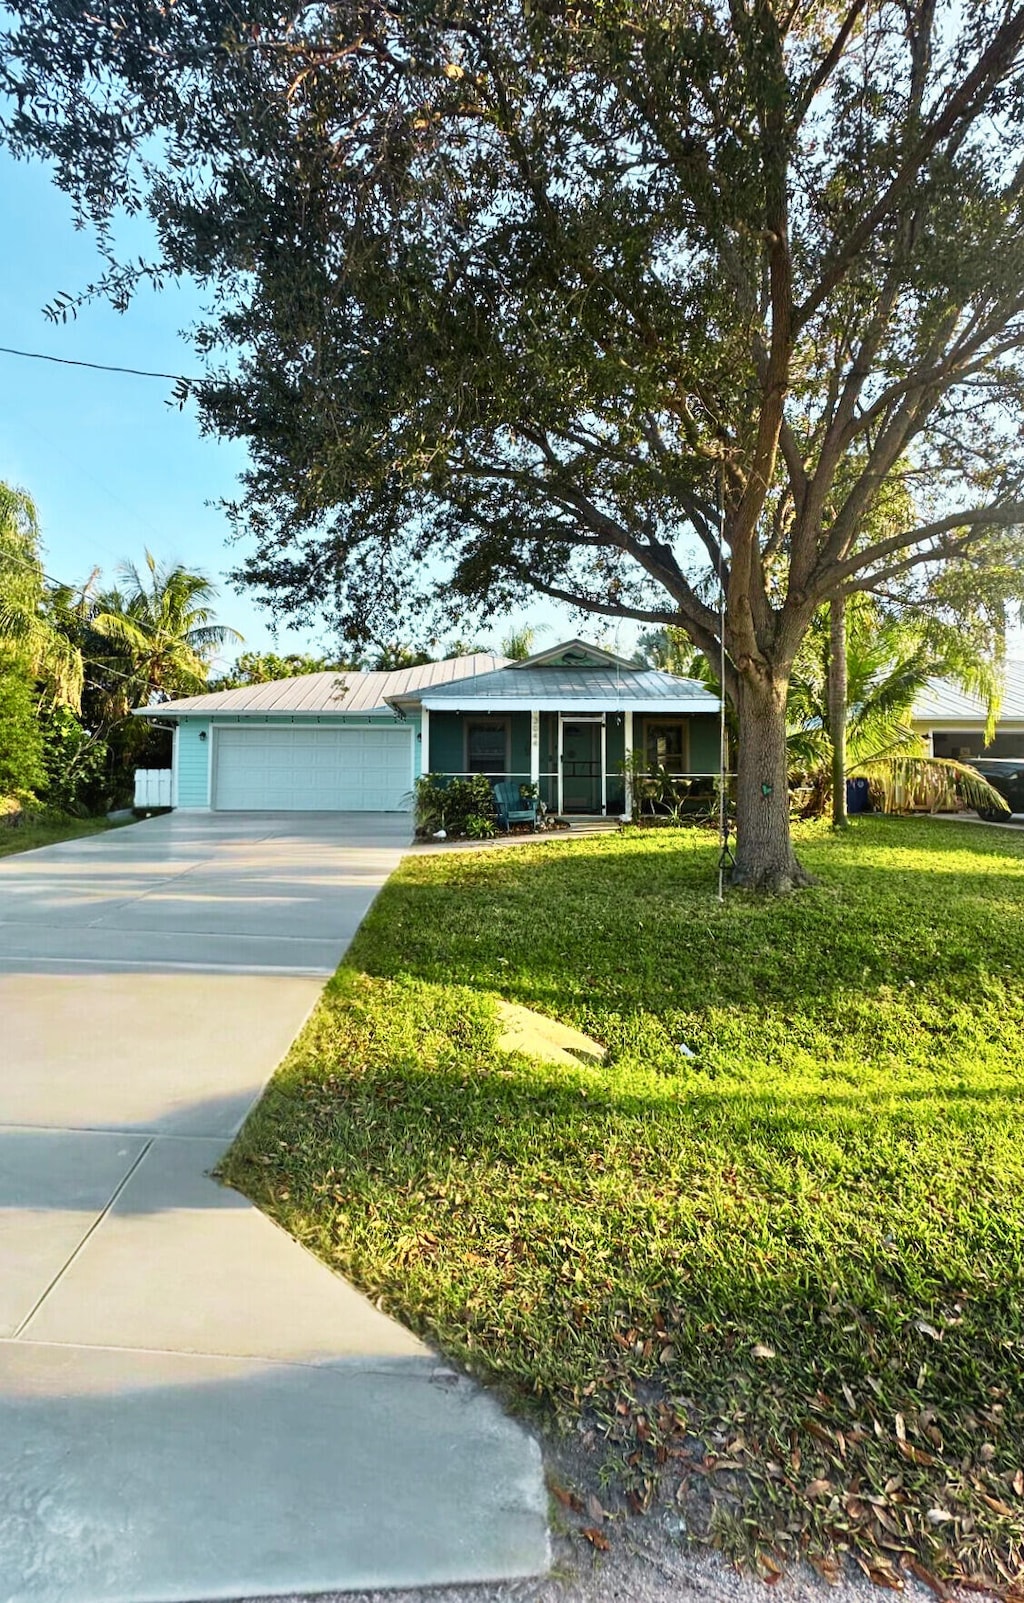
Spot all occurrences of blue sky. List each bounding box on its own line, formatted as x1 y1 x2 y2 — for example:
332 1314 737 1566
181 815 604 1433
0 150 601 669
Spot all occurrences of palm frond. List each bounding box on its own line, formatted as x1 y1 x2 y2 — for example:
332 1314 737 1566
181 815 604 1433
91 611 154 655
850 756 1010 816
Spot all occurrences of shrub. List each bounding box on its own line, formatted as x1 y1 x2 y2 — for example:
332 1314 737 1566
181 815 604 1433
413 772 497 837
464 812 496 839
39 704 110 815
0 654 45 796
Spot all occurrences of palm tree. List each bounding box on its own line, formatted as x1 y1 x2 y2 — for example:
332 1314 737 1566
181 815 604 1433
0 482 84 707
91 552 242 717
500 625 541 661
788 598 1007 817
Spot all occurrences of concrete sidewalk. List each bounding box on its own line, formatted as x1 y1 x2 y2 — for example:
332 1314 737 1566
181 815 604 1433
0 813 547 1603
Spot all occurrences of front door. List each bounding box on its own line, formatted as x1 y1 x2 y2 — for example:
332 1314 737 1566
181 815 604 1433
561 721 602 813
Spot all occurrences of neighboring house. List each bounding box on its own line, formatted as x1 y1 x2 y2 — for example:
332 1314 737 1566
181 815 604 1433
911 660 1024 759
133 638 721 815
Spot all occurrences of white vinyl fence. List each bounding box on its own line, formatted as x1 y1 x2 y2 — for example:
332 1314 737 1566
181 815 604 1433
134 768 173 808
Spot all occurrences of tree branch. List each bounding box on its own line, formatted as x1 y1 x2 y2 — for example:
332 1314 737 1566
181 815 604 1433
797 7 1024 329
815 500 1024 597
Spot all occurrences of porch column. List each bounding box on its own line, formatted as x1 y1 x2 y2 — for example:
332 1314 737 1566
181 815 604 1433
530 709 540 791
623 709 634 818
421 706 430 775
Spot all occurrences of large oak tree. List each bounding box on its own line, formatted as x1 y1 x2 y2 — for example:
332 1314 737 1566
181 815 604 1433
6 0 1024 885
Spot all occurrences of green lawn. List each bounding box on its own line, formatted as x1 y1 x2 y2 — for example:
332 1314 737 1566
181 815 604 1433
224 818 1024 1590
0 812 114 858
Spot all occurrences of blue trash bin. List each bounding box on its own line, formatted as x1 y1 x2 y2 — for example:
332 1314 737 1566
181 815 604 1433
845 776 870 814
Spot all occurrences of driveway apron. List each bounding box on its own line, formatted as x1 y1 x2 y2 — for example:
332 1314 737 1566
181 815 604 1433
0 813 547 1603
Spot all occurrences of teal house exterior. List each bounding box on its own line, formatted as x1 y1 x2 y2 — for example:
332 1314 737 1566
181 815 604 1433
135 639 720 817
387 640 721 818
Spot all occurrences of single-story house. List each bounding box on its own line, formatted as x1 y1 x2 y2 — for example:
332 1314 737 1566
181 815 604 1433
911 660 1024 759
134 639 722 815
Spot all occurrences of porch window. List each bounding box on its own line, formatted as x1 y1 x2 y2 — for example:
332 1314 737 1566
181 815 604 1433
466 718 509 776
644 718 689 773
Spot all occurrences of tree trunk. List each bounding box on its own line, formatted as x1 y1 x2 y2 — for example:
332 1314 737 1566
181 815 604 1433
829 594 848 829
730 668 815 892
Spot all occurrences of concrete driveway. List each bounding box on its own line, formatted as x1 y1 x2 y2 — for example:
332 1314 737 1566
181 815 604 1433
0 813 547 1603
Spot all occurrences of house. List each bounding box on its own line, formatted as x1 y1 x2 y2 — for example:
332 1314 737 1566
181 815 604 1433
133 639 722 815
911 660 1024 759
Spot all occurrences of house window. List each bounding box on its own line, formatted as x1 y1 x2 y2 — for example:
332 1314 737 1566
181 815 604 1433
644 718 689 774
466 718 509 776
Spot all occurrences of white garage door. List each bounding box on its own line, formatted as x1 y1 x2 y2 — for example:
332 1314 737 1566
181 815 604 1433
213 726 413 811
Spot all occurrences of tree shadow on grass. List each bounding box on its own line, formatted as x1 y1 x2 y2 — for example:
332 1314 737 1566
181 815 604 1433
349 824 1024 1030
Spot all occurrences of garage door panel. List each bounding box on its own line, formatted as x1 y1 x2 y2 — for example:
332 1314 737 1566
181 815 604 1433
213 727 412 811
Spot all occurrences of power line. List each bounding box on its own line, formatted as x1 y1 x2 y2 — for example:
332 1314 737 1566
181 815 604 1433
0 344 195 383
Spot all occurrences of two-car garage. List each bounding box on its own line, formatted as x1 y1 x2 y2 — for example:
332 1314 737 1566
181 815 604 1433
211 725 413 812
142 652 507 812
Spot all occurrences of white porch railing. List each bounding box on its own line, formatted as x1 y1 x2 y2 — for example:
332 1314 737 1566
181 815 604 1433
134 768 173 808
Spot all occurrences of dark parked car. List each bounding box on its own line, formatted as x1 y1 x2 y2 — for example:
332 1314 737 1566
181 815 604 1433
963 757 1024 821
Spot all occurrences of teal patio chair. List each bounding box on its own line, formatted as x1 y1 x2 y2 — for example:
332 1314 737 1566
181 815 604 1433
493 780 540 832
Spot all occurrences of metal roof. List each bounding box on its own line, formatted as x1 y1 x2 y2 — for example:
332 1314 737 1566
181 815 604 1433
137 653 509 717
912 661 1024 725
400 664 721 712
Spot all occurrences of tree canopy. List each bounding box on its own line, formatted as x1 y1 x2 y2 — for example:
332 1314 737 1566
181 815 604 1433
6 0 1024 882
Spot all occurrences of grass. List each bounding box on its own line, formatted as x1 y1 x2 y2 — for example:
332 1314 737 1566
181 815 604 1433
0 811 114 858
223 817 1024 1593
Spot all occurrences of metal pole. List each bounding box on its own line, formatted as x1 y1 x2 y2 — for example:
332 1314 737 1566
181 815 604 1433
717 472 729 901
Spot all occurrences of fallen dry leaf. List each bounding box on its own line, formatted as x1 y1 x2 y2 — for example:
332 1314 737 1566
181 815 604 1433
979 1492 1014 1518
550 1483 583 1513
585 1493 606 1524
868 1566 906 1591
581 1526 610 1552
906 1558 949 1600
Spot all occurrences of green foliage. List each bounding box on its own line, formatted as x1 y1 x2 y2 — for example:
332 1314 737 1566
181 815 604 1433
413 772 497 837
210 650 336 690
225 819 1024 1587
90 550 241 714
636 628 705 678
0 652 45 795
463 812 496 839
37 703 109 815
0 481 83 707
0 476 243 811
788 598 1012 816
499 627 539 661
618 749 720 825
365 644 436 672
857 754 1009 819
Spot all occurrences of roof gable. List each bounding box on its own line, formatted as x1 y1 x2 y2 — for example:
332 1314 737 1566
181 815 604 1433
515 638 637 670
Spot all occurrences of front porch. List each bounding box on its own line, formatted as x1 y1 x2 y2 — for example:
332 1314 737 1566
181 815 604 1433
421 707 721 817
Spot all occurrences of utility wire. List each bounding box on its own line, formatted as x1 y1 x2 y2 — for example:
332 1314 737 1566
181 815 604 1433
0 344 194 383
